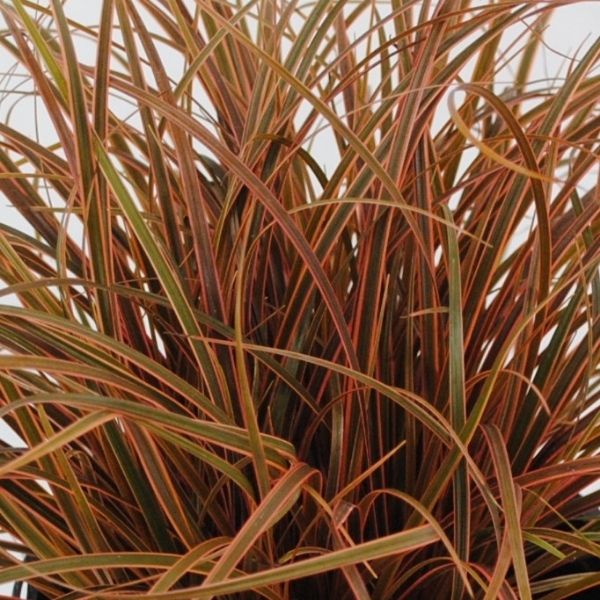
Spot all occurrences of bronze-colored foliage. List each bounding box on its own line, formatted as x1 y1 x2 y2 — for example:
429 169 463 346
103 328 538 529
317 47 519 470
0 1 598 598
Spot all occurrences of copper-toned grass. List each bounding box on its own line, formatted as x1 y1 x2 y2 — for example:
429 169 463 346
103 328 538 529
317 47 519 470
0 1 598 598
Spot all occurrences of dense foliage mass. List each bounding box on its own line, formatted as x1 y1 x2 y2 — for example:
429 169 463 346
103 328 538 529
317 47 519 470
0 1 598 598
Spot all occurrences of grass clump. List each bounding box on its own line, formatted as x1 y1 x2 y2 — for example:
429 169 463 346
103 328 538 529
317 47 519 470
0 1 598 598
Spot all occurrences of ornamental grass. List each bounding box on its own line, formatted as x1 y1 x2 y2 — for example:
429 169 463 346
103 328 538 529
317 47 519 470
0 1 599 598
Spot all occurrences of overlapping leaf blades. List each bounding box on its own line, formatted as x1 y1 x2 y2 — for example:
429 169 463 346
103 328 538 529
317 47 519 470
0 1 598 598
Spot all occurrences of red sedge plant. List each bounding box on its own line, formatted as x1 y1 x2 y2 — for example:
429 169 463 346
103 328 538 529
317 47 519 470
0 1 598 598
